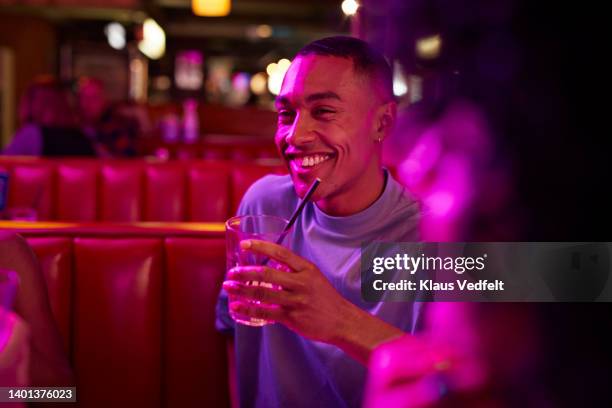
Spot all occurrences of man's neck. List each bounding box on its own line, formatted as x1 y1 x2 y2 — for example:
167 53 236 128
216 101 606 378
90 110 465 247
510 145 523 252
315 164 386 217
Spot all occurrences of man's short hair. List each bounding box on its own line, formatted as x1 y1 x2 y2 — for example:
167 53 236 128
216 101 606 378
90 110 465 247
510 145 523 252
297 36 394 102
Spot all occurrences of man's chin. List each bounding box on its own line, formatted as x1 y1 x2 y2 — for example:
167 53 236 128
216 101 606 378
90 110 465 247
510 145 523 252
292 178 309 200
291 175 324 201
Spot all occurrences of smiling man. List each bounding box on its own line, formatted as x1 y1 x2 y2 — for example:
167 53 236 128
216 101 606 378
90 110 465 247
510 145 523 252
216 36 422 408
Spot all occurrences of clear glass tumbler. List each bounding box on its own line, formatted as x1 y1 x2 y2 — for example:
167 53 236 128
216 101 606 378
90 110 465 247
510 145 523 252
225 215 291 327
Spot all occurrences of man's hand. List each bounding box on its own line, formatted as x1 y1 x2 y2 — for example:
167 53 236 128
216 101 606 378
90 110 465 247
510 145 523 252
223 239 355 344
365 304 492 408
223 239 405 364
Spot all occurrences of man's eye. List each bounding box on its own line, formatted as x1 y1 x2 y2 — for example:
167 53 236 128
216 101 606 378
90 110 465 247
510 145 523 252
313 108 336 118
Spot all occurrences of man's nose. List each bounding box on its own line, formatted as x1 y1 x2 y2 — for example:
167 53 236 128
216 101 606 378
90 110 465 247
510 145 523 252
286 113 315 146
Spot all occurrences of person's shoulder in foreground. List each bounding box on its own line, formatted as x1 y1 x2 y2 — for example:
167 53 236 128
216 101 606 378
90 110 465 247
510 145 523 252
0 232 75 386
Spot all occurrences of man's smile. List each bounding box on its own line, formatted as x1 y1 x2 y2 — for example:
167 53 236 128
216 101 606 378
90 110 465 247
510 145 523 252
285 151 337 175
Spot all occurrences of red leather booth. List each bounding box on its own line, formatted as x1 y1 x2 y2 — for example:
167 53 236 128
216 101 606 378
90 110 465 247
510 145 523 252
0 157 291 406
0 158 286 222
0 221 230 408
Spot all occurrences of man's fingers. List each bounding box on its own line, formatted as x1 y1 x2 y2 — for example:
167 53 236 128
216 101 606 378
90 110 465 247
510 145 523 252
240 239 312 272
223 280 294 306
227 265 299 290
229 300 283 322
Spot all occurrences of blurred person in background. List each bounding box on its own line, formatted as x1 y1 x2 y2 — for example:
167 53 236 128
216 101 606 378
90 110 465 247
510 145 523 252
2 76 96 157
77 77 139 157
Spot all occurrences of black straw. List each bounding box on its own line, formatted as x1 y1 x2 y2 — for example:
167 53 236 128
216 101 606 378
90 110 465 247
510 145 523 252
258 178 321 266
274 177 321 245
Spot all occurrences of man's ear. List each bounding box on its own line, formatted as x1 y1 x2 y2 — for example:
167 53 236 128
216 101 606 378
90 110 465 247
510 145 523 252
374 100 397 141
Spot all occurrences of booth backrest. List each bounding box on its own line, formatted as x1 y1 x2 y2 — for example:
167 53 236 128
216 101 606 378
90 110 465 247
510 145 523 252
0 158 286 222
137 139 279 161
1 222 229 408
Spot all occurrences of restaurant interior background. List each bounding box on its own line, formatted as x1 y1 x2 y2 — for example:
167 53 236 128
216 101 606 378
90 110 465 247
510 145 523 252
0 0 611 407
1 0 609 240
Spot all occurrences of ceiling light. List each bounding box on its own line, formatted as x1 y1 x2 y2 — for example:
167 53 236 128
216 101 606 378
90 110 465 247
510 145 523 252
416 34 442 59
105 22 126 50
192 0 231 17
341 0 359 16
138 18 166 60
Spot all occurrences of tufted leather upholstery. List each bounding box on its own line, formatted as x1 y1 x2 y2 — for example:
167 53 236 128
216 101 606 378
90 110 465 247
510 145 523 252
56 162 98 221
7 161 55 220
74 237 163 406
1 222 230 408
164 237 229 408
99 163 145 221
0 158 286 223
145 162 187 222
27 237 73 356
188 161 233 222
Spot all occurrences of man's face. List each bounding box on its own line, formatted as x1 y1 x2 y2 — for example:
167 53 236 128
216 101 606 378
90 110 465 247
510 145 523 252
275 55 384 201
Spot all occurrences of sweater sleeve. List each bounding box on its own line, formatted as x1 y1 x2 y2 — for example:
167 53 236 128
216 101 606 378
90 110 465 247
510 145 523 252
2 125 43 156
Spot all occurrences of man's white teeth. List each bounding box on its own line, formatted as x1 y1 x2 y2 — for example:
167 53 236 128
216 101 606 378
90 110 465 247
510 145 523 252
300 154 330 167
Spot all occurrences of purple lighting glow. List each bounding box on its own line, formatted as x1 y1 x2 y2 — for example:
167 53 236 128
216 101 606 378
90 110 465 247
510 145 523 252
392 101 499 241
